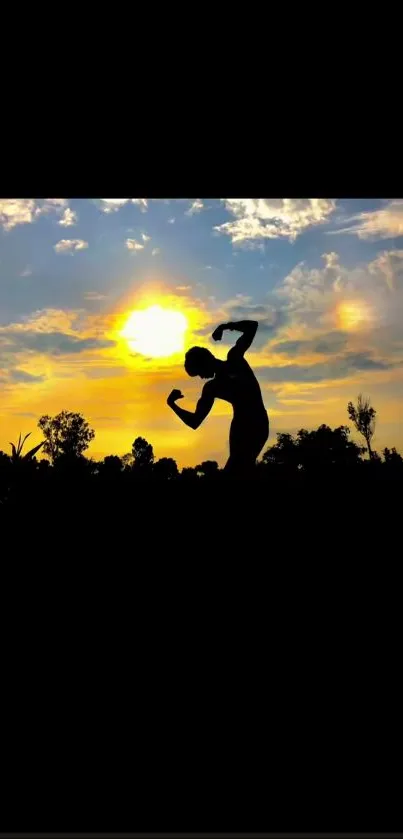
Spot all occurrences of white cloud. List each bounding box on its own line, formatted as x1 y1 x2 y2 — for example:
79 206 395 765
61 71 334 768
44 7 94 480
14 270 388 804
99 198 148 214
168 217 175 224
210 249 403 374
132 199 148 212
35 199 69 219
54 239 88 254
100 199 129 213
368 249 403 292
186 199 204 216
329 200 403 240
20 266 32 277
125 238 144 251
59 207 77 227
214 198 336 244
151 247 160 256
44 198 68 207
272 250 403 364
278 250 403 310
0 198 72 231
141 233 151 242
0 199 36 231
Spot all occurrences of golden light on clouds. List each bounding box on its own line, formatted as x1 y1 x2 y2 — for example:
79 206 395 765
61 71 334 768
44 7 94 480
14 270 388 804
337 300 372 330
120 305 188 358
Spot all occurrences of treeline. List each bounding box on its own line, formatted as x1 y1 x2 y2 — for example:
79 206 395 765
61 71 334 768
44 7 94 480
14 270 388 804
0 396 402 509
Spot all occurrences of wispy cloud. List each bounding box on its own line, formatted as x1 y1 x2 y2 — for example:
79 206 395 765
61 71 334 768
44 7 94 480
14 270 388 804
125 238 144 252
99 198 148 214
168 217 175 224
256 354 396 385
1 329 112 359
214 199 336 244
9 369 45 383
5 332 113 355
54 239 88 254
329 200 403 240
59 207 77 227
369 249 403 291
83 291 108 301
141 233 151 242
132 199 148 212
43 199 68 208
0 309 115 361
185 199 204 216
269 250 403 371
151 247 160 256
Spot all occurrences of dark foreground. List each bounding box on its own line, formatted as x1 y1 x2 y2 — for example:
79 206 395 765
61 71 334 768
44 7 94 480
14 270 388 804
1 467 401 833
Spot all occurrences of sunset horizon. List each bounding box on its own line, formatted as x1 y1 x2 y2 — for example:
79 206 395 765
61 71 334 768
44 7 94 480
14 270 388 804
1 197 402 467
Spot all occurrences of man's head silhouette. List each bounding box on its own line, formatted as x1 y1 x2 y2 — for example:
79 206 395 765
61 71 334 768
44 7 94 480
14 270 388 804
185 347 216 379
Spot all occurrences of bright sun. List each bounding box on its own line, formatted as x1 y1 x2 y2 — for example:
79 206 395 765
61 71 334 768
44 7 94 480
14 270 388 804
120 305 188 357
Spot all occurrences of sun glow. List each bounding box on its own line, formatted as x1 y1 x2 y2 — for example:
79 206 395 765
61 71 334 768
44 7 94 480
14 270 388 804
120 305 188 358
337 301 372 330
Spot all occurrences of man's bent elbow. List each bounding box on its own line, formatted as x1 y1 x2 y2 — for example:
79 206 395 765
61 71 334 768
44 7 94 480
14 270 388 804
191 415 204 430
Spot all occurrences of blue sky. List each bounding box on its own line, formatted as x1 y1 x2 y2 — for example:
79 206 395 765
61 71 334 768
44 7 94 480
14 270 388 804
1 197 402 465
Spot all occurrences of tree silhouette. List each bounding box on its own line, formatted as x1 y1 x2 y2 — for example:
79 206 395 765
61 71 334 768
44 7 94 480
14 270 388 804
181 466 198 481
1 399 402 515
262 425 364 473
100 455 123 476
0 451 11 468
132 436 154 474
347 394 376 460
383 447 403 465
195 460 219 479
38 411 95 463
153 457 179 480
297 424 364 471
262 433 299 471
383 447 403 477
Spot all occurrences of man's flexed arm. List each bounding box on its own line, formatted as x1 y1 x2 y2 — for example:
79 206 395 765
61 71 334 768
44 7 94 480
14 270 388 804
212 320 258 357
167 384 215 430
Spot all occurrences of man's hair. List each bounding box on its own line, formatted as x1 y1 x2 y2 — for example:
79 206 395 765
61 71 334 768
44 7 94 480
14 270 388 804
184 346 214 376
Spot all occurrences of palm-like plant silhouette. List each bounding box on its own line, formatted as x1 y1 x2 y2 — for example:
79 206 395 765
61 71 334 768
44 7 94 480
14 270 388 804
9 432 44 463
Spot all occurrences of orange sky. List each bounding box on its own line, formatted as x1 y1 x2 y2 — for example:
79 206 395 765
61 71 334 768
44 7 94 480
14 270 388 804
1 281 402 467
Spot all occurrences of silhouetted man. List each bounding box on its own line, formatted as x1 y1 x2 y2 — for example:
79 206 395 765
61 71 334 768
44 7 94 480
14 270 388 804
167 320 269 477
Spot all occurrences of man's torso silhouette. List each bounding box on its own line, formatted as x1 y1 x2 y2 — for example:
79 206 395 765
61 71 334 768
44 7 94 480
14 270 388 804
205 346 269 474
